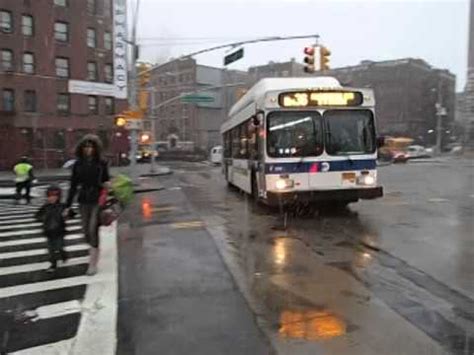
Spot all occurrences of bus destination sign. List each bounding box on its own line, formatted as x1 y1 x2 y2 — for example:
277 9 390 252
279 91 363 107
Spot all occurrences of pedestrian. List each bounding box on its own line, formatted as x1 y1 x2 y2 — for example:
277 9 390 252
65 134 110 276
35 185 68 273
13 156 34 204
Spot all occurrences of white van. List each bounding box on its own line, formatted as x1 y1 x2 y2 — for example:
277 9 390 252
209 146 223 165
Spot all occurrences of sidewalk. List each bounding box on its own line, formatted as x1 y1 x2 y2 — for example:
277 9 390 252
0 163 171 183
0 164 171 199
116 182 271 354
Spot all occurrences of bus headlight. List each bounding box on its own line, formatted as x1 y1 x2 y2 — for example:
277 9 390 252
357 175 375 186
275 178 294 190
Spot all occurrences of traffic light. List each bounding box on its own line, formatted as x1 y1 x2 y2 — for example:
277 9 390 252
303 46 316 73
320 45 331 71
140 132 151 143
138 63 151 87
115 115 127 127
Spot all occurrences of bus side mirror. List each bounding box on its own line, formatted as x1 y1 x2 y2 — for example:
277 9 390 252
377 136 385 148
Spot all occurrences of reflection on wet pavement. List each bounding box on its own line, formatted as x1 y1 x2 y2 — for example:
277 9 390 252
141 198 153 219
279 309 346 341
166 162 474 354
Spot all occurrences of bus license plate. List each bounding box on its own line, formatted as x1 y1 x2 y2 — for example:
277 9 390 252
342 172 356 183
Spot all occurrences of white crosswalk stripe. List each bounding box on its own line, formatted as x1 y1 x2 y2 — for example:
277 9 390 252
0 233 83 247
0 225 82 238
0 190 118 354
0 200 89 353
0 256 89 276
0 243 89 260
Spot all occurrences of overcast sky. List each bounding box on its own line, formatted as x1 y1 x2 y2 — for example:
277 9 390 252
136 0 470 91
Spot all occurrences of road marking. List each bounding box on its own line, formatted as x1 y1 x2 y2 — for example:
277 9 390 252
0 243 88 260
428 198 449 203
0 213 40 221
0 233 83 247
0 256 89 276
0 218 79 226
171 220 205 229
0 220 79 231
0 217 36 225
0 225 82 238
151 206 176 212
35 300 82 320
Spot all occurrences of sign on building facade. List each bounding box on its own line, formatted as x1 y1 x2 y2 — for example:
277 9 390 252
113 0 128 99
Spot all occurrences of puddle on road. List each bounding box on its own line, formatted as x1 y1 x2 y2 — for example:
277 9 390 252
279 309 347 341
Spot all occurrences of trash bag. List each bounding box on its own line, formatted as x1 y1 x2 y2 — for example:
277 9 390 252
111 174 133 205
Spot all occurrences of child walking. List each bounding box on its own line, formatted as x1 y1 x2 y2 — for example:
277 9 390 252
35 185 68 272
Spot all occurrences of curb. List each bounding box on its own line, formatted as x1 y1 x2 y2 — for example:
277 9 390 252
133 187 165 194
139 171 173 178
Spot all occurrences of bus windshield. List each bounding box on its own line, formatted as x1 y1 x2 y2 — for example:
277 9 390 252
267 111 323 158
325 110 376 155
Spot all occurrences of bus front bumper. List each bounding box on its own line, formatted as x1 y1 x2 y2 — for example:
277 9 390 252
266 186 383 206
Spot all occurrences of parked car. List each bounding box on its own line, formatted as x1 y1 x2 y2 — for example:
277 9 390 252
209 145 223 165
406 145 431 159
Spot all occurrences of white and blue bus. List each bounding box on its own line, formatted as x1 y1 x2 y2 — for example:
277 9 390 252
221 77 384 207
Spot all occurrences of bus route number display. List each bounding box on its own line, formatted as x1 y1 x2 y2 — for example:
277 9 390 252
279 91 363 107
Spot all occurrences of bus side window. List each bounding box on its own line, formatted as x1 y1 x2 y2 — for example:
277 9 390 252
224 132 231 158
239 123 249 159
232 128 240 159
248 120 257 160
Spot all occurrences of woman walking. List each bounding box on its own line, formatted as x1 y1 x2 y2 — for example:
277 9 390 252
65 135 110 275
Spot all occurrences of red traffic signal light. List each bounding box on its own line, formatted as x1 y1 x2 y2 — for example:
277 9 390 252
303 46 316 73
304 47 315 55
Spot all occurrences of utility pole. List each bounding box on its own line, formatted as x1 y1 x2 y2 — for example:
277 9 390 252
128 0 140 182
149 88 157 173
435 80 443 156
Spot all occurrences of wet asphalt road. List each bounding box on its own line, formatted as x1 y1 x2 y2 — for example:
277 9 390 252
118 159 473 355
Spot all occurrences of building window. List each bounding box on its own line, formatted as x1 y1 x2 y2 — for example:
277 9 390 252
87 28 96 48
55 57 69 77
22 15 33 36
2 89 14 112
104 0 112 17
54 22 68 42
24 90 36 112
0 10 12 33
23 52 35 74
88 96 98 114
105 97 114 115
54 0 67 6
1 49 13 71
104 64 113 83
104 32 112 50
57 93 70 113
87 61 97 81
87 0 96 15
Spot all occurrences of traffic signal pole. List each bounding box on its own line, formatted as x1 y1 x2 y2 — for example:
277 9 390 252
128 0 140 183
149 88 157 174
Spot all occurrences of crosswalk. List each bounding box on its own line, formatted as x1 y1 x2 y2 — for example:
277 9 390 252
0 200 90 354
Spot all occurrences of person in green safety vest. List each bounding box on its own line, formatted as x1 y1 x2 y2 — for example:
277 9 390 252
13 156 35 204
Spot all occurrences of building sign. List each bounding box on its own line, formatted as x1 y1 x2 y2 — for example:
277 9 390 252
113 0 128 99
68 80 116 96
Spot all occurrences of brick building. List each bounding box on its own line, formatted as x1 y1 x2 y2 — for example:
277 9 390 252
459 0 474 145
0 0 128 170
323 59 456 146
149 58 248 152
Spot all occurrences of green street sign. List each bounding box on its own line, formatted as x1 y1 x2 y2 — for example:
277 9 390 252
224 48 244 66
181 94 215 103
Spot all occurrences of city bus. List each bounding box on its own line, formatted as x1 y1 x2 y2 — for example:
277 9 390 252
221 77 384 207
